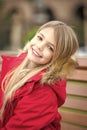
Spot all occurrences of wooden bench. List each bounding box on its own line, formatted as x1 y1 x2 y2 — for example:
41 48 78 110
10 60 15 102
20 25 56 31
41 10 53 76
59 56 87 130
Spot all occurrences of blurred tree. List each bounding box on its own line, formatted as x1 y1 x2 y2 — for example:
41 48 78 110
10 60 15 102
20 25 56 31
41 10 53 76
0 9 12 50
0 0 3 9
23 26 39 46
75 4 85 47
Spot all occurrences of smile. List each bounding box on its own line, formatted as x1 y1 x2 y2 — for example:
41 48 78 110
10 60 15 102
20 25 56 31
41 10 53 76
32 48 42 57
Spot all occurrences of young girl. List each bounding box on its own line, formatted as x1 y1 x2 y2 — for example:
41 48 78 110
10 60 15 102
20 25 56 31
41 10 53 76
0 20 79 130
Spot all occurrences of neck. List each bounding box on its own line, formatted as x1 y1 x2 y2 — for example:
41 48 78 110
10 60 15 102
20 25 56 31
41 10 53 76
26 62 38 70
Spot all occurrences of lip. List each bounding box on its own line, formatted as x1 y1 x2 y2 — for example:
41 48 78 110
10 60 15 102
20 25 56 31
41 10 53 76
32 48 42 57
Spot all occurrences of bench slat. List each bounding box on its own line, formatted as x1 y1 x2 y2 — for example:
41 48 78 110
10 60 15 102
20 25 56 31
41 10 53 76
59 110 87 126
68 69 87 81
77 57 87 68
66 84 87 97
61 122 87 130
63 97 87 111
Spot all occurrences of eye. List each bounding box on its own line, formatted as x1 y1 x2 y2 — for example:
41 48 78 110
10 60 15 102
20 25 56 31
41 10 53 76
37 35 43 41
47 45 54 52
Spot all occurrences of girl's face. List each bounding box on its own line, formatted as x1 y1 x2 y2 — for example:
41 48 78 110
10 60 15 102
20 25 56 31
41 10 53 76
27 27 56 68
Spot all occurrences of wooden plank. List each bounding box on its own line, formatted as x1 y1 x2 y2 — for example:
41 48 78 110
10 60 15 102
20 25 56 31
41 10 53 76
68 70 87 81
59 110 87 126
67 81 87 86
61 122 87 130
66 84 87 97
77 57 87 68
63 97 87 111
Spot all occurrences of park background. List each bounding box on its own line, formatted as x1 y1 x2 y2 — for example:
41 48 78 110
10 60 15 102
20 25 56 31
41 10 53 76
0 0 87 55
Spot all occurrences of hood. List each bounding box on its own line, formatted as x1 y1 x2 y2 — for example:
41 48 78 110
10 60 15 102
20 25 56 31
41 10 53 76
50 79 66 107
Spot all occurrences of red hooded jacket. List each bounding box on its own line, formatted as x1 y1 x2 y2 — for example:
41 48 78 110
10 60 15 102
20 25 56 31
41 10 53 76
0 52 66 130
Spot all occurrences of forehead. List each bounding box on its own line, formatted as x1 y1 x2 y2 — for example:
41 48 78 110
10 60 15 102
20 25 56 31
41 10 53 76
38 27 55 44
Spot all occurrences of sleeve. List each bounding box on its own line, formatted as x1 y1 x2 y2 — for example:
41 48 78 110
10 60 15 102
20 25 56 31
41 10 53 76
0 55 13 87
1 85 58 130
0 52 27 83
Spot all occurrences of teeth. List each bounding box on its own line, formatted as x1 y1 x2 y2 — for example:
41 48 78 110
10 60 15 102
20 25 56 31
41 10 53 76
33 49 41 57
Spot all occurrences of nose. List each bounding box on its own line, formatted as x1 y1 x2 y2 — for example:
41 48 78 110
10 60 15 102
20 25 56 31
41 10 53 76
37 41 45 50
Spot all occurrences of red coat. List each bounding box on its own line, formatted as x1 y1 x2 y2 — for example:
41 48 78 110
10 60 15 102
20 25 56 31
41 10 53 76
0 52 66 130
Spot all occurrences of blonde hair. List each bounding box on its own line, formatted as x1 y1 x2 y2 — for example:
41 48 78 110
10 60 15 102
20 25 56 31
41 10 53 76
0 20 79 119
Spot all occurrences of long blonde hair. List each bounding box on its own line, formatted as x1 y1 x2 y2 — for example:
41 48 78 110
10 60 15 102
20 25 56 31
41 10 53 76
0 20 79 119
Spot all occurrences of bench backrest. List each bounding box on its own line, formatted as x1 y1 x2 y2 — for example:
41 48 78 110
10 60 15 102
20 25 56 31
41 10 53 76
59 56 87 130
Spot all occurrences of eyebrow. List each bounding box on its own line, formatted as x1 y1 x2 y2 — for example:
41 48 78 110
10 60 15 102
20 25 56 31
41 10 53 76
39 32 55 48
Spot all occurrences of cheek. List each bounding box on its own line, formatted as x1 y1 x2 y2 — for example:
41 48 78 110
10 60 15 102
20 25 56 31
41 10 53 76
44 51 53 61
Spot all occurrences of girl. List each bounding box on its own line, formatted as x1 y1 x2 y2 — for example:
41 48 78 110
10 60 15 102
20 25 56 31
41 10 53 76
0 20 79 130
